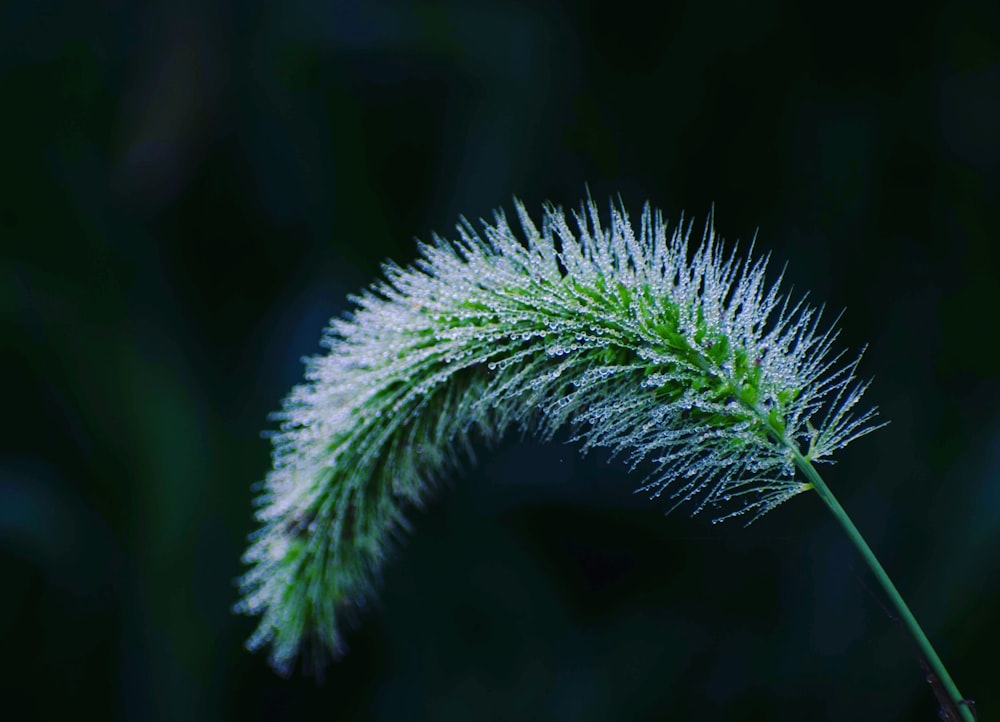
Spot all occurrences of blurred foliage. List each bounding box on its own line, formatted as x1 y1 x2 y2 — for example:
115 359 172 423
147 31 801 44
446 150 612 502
1 0 998 720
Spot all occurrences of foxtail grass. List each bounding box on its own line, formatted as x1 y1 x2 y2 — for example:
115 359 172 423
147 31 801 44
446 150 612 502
236 197 972 719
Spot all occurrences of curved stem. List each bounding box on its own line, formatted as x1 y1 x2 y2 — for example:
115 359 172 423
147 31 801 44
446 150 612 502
790 449 973 722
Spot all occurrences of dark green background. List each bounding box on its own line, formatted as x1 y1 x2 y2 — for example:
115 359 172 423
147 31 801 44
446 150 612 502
2 1 998 720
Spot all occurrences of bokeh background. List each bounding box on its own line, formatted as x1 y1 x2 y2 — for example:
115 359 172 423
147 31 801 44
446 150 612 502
3 0 998 720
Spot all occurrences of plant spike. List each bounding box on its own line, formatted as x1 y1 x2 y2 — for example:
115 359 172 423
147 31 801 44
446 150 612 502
235 197 971 720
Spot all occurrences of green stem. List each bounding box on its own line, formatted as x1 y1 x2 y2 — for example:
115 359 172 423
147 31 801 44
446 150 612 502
790 448 973 722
